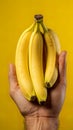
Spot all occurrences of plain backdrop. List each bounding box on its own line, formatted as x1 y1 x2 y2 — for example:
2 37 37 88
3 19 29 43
0 0 73 130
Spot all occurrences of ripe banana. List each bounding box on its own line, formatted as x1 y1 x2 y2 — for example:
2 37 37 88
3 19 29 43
41 22 57 87
48 29 61 54
15 14 61 103
49 67 58 87
29 23 47 103
47 29 61 87
15 23 35 101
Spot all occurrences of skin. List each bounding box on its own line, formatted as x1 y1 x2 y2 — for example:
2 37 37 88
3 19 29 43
8 51 67 130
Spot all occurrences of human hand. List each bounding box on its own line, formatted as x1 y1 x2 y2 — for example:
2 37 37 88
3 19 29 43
8 51 67 130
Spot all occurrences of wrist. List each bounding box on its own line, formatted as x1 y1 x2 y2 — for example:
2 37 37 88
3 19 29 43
25 116 59 130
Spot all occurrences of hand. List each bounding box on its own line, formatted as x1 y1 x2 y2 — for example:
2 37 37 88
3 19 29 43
8 51 67 130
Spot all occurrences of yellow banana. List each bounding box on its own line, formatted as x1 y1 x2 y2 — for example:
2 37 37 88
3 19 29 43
49 67 58 87
15 23 35 101
47 29 61 87
15 14 61 103
41 22 56 87
29 23 47 103
48 29 61 54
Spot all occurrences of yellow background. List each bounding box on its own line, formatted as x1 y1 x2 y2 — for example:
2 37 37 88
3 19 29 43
0 0 73 129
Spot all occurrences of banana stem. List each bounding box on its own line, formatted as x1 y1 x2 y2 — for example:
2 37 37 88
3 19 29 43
34 14 48 33
30 22 36 31
34 14 43 23
37 23 40 32
40 22 48 33
34 22 40 32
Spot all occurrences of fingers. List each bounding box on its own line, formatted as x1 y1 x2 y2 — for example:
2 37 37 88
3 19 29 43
59 51 67 85
8 64 19 94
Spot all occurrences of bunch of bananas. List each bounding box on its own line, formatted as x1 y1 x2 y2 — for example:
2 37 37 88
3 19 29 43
15 14 61 103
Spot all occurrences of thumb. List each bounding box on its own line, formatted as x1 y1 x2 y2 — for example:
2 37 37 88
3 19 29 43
8 64 19 92
59 51 67 83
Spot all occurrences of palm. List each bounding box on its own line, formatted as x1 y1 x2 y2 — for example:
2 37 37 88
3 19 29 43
9 51 66 118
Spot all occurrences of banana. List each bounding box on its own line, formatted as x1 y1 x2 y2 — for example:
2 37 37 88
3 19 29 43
47 29 61 87
48 29 61 54
15 14 61 103
49 67 58 87
15 23 36 101
41 22 56 87
29 23 47 103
